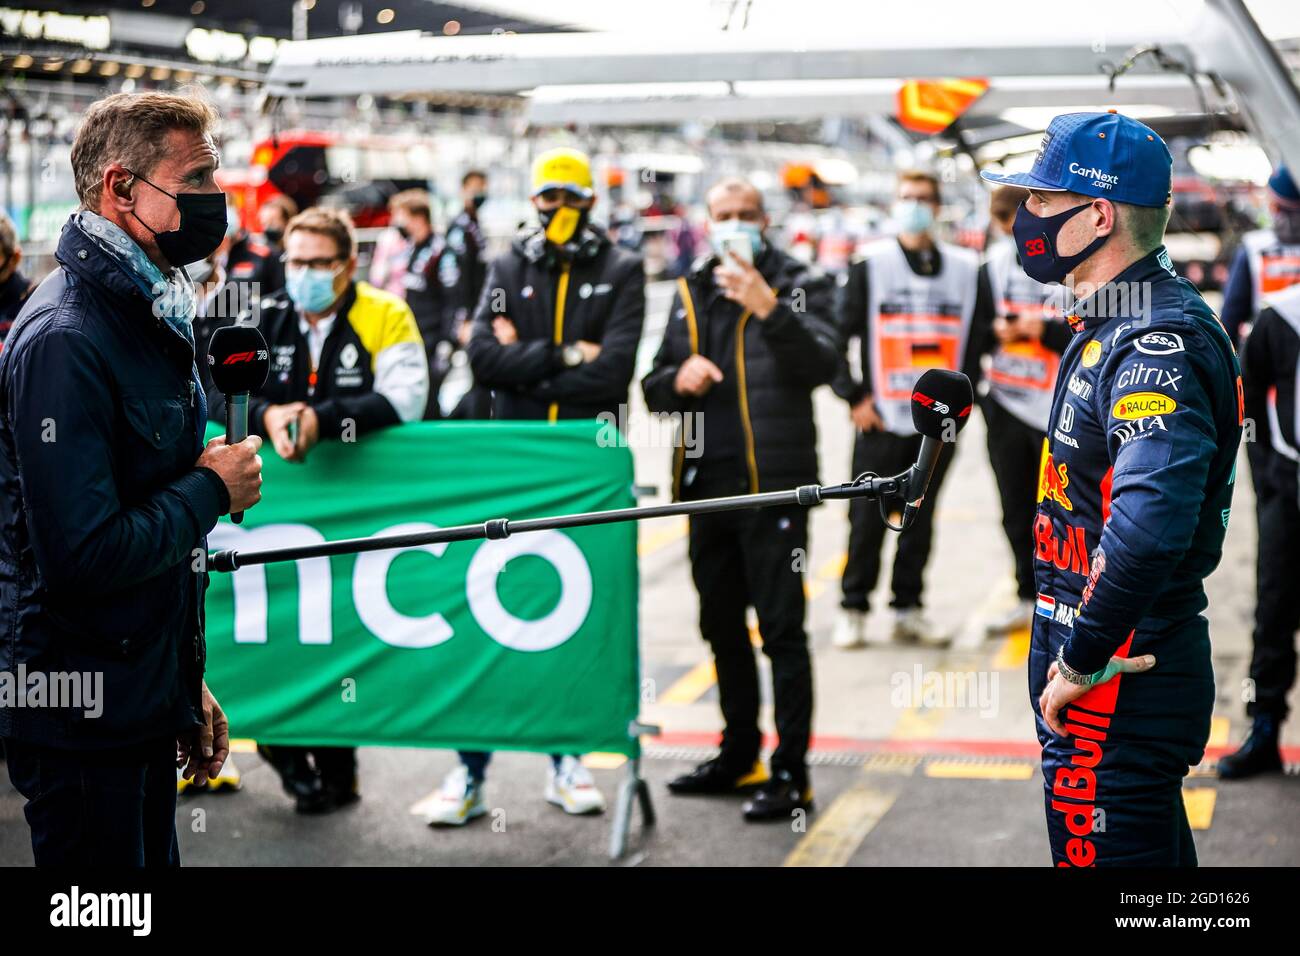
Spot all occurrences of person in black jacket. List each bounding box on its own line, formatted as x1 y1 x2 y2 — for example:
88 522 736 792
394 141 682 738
1219 283 1300 779
643 177 840 822
0 90 263 866
389 189 446 419
423 148 643 828
467 148 645 424
441 171 493 420
0 211 35 345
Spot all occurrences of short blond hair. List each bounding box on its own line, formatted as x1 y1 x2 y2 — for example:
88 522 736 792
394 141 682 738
285 207 356 260
71 89 218 211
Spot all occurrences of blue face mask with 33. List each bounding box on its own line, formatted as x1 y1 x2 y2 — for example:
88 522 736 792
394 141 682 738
709 219 763 260
286 267 340 313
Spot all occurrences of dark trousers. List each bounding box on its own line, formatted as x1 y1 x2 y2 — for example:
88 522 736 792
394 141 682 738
1031 615 1213 866
1251 459 1300 719
982 398 1043 602
688 492 813 782
841 429 954 611
4 735 180 866
459 751 564 782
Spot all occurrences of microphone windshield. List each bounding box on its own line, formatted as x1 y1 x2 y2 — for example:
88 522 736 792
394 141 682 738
208 324 270 394
911 369 974 439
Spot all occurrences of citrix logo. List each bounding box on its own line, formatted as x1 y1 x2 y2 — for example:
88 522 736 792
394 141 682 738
1116 361 1181 392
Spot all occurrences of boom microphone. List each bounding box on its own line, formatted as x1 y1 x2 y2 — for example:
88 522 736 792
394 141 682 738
900 369 974 530
207 324 270 525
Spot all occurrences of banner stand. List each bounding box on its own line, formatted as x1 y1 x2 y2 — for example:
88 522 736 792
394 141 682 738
609 720 660 860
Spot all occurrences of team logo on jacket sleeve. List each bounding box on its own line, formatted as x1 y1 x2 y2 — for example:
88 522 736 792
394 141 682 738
1112 392 1177 419
1081 340 1102 368
1134 331 1184 355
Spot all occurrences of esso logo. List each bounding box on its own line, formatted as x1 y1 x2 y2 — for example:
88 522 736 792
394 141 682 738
1134 332 1185 356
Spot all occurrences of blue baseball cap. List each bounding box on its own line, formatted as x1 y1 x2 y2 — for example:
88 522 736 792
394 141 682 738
980 111 1172 208
1268 166 1300 204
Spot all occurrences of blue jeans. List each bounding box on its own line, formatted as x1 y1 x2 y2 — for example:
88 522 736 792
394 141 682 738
459 751 570 782
4 735 180 866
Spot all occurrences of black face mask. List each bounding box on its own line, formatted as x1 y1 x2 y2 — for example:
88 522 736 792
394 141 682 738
1275 209 1300 245
124 169 227 267
263 227 284 245
470 193 488 211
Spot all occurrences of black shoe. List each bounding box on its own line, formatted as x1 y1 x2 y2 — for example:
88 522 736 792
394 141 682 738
742 770 813 822
667 757 768 796
296 779 361 815
1218 716 1284 779
259 745 322 801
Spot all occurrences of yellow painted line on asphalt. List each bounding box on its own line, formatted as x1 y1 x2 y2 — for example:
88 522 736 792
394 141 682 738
924 759 1035 781
783 785 898 867
229 738 258 754
582 752 628 770
818 552 848 580
993 625 1032 670
658 659 717 705
860 753 922 776
1208 716 1230 748
637 518 688 557
1182 787 1217 830
889 706 946 740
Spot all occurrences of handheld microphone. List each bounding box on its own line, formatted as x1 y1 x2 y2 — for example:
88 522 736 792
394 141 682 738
207 324 270 525
900 369 974 530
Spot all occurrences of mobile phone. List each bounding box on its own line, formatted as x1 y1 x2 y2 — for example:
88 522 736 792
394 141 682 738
287 417 299 446
719 235 753 272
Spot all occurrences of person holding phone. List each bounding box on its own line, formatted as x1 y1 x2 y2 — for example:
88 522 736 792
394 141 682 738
643 177 840 821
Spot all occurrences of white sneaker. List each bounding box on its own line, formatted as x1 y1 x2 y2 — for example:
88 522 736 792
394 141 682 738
546 756 607 815
892 608 949 647
424 765 487 827
985 599 1034 635
831 609 868 649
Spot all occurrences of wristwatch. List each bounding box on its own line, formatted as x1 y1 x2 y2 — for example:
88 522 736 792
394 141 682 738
1056 646 1100 686
561 343 584 367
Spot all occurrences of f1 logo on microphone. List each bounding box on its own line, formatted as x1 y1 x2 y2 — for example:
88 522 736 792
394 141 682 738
221 349 270 365
911 391 950 415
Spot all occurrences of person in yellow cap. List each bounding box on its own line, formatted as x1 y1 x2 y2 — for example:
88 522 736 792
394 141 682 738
423 146 644 826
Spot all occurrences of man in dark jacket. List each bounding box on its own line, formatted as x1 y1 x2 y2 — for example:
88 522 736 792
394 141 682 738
0 90 263 866
424 148 642 828
467 148 645 423
441 170 492 420
643 177 839 821
1219 282 1300 778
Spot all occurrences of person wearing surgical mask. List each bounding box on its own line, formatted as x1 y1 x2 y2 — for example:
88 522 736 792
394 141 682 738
440 147 645 827
204 205 428 815
830 169 991 650
642 177 840 822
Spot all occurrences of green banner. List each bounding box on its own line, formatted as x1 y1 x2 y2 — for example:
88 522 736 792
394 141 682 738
203 420 640 757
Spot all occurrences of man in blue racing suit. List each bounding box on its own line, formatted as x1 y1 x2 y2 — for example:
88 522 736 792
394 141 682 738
983 111 1242 866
